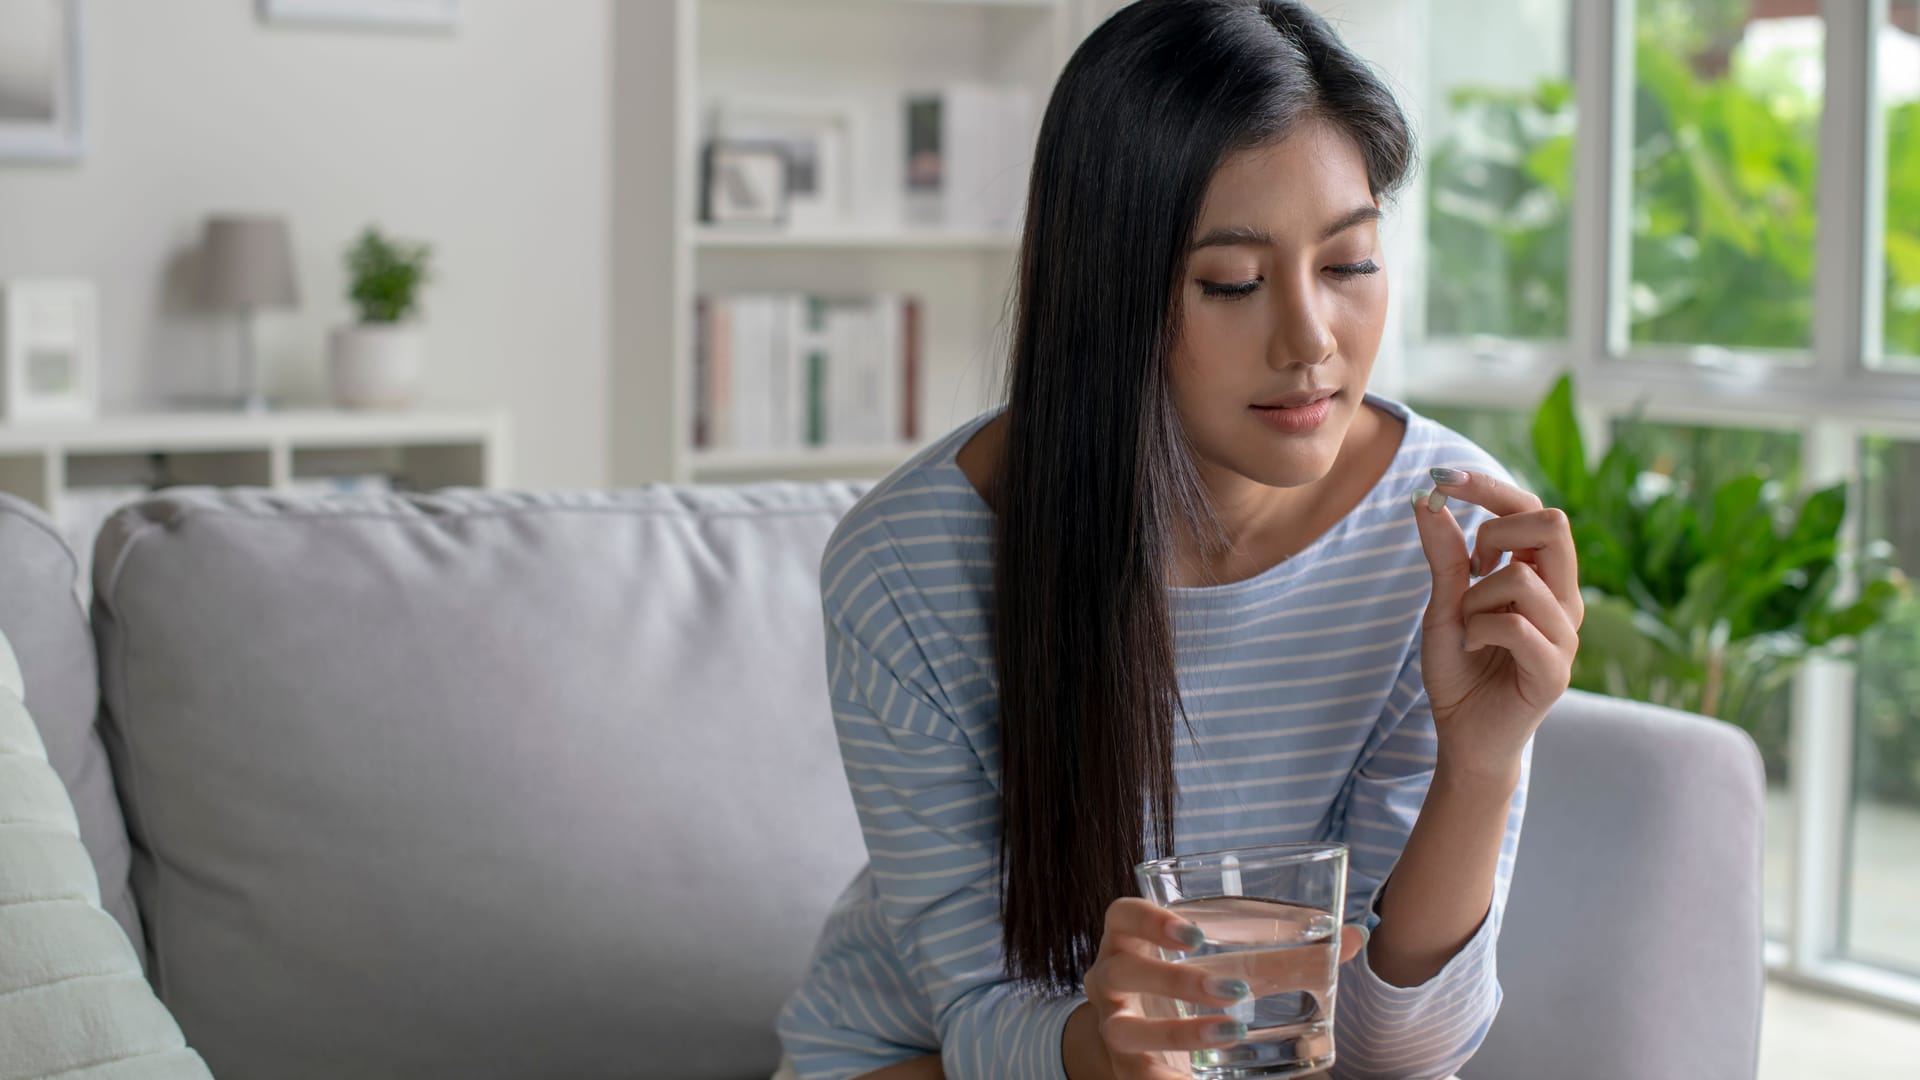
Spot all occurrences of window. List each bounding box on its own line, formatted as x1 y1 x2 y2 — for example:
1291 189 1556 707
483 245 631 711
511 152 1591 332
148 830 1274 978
1880 1 1920 366
1400 0 1920 1009
1422 0 1575 341
1628 0 1824 353
1848 436 1920 972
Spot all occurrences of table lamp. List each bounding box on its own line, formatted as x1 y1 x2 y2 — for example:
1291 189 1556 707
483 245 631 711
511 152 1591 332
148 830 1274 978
200 215 298 413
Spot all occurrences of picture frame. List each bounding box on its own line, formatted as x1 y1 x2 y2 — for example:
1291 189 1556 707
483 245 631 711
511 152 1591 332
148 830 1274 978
709 96 862 231
0 280 101 423
257 0 460 33
702 141 789 228
0 0 87 163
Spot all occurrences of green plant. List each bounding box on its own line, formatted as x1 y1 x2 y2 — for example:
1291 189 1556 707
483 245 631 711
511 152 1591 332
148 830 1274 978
1515 374 1909 749
345 226 434 324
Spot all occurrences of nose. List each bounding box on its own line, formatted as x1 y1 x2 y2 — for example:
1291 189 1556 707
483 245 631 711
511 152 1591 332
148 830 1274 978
1268 273 1336 370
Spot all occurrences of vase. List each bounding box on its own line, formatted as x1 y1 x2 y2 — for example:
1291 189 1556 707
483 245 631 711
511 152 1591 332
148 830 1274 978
327 323 423 410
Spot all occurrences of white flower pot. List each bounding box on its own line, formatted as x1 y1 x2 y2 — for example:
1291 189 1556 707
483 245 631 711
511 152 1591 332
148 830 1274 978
328 323 424 410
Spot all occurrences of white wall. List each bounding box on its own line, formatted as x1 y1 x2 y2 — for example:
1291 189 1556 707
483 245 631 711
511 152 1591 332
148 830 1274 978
0 0 610 489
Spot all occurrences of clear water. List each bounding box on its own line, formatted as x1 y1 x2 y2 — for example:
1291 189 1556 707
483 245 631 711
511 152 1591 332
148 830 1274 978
1146 895 1340 1079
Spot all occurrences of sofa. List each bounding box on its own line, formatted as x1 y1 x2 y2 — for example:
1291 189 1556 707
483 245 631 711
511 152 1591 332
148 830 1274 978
0 484 1767 1080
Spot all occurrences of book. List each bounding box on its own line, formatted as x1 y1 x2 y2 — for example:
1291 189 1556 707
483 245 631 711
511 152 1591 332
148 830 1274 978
693 292 921 453
904 83 1034 231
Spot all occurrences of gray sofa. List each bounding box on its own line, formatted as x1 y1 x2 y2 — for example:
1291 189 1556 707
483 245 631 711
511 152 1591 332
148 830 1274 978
0 485 1766 1080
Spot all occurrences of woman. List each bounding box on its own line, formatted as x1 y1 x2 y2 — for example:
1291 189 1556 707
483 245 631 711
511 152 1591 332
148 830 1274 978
776 2 1580 1078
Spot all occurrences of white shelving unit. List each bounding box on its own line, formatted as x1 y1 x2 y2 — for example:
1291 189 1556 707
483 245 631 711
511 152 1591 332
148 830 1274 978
0 409 510 582
611 0 1091 486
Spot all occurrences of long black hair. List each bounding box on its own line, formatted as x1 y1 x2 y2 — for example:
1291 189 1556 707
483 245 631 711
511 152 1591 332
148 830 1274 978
993 0 1416 993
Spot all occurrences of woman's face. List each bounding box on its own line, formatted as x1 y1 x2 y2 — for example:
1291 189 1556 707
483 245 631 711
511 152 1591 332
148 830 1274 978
1171 118 1389 491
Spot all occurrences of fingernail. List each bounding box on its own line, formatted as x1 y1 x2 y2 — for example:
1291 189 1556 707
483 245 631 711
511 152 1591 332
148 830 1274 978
1209 977 1251 1002
1469 553 1481 577
1209 1020 1250 1045
1410 487 1432 510
1427 490 1450 513
1172 922 1206 949
1358 924 1372 948
1431 467 1469 486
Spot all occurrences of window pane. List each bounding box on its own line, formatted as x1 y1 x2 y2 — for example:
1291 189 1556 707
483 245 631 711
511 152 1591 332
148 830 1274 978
1848 437 1920 972
1881 1 1920 365
1408 402 1534 470
1629 0 1824 352
1609 419 1802 939
1423 0 1575 341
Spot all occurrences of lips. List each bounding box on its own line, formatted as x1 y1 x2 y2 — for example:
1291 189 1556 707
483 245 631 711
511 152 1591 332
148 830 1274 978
1251 388 1338 410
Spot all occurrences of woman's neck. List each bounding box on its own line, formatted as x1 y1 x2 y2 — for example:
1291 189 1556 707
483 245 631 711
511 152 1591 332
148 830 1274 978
954 398 1403 588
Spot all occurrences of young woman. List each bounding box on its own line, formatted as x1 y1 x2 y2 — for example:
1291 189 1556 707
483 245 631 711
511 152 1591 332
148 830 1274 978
775 2 1580 1077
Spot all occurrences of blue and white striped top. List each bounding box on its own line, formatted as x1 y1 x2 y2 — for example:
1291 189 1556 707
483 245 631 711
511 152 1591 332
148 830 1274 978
777 395 1531 1080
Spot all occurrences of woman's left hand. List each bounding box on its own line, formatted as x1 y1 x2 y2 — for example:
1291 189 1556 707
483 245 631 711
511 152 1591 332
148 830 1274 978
1408 468 1581 776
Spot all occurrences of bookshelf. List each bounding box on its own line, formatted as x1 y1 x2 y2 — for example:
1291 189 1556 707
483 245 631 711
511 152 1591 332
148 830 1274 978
610 0 1090 486
0 409 509 595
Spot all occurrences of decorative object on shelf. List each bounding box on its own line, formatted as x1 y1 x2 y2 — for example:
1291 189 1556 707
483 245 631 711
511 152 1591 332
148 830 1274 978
702 141 788 228
200 215 300 414
256 0 458 33
0 279 100 422
0 0 86 163
328 225 433 410
709 96 861 231
904 83 1035 231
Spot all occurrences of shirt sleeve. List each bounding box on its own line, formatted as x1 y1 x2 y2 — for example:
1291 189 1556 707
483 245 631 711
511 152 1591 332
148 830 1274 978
1327 636 1534 1080
813 571 1082 1080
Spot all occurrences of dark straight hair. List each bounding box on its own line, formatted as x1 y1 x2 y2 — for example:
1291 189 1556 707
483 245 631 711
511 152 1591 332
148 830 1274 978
992 0 1416 993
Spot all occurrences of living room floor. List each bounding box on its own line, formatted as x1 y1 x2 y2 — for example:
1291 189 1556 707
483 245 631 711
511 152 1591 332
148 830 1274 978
1759 979 1920 1078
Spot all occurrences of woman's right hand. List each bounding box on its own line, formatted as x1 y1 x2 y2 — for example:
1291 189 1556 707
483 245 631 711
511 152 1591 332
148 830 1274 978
1070 898 1365 1079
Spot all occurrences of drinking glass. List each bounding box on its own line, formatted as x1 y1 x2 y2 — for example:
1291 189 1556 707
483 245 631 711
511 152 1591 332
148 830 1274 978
1135 842 1348 1079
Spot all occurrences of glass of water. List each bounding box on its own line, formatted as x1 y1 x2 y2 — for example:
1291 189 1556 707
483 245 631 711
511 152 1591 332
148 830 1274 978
1135 842 1348 1079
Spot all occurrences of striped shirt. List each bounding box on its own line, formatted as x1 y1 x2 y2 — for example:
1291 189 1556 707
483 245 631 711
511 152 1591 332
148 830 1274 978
777 394 1531 1080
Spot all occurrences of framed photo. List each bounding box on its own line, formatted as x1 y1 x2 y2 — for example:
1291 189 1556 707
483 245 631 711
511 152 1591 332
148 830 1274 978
257 0 460 33
710 97 862 231
0 0 87 163
0 280 100 422
703 141 789 228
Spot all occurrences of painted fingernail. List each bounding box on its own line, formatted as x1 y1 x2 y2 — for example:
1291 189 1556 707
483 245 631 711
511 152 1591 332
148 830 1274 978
1209 977 1251 1002
1431 467 1469 486
1427 490 1450 513
1411 487 1432 510
1209 1020 1250 1045
1172 922 1206 949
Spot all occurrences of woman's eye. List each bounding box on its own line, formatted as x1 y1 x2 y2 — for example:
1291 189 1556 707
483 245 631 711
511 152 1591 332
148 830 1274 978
1200 278 1261 300
1328 259 1382 278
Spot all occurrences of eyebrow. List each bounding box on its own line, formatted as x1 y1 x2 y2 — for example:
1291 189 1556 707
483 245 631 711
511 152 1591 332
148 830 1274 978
1190 205 1383 250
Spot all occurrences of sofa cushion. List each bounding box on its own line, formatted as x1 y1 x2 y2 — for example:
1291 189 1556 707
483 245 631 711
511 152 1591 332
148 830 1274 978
0 626 213 1080
91 485 873 1080
0 493 142 955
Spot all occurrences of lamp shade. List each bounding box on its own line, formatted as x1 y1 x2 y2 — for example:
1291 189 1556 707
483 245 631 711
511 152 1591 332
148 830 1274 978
201 215 299 310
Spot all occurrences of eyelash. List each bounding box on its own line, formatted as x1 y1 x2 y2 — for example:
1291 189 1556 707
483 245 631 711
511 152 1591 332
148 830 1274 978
1199 261 1381 300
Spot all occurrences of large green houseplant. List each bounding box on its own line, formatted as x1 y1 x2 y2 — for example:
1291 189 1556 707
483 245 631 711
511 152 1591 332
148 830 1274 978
1515 375 1908 747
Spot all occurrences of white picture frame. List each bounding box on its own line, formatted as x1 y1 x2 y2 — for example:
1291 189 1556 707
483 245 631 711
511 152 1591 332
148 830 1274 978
0 0 87 163
710 96 863 232
0 280 100 423
703 141 789 228
257 0 460 33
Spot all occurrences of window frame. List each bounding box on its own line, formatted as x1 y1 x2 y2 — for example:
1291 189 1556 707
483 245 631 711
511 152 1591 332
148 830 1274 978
1401 0 1920 1015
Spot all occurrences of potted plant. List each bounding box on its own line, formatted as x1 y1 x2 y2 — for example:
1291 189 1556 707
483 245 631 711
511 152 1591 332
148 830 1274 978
1513 374 1909 769
328 226 434 410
